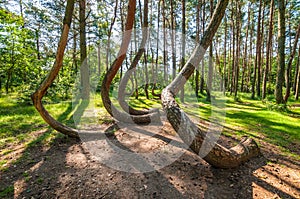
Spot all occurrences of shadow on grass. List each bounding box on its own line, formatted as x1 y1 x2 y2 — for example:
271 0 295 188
0 99 89 198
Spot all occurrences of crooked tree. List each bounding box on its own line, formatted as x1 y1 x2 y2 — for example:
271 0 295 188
31 0 79 138
161 0 260 168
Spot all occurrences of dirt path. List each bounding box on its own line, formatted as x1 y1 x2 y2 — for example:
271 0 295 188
0 121 299 199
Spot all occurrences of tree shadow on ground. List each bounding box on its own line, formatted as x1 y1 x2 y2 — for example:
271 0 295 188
1 103 299 198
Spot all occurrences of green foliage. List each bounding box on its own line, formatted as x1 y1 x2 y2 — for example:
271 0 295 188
263 100 290 112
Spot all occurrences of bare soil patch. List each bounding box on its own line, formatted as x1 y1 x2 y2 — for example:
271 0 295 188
0 121 299 199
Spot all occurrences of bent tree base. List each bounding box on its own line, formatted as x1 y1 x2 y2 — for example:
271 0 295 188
31 0 79 138
162 89 260 168
161 0 260 168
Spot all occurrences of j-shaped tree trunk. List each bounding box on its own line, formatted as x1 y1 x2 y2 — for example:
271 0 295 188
31 0 79 138
117 0 158 116
100 0 160 124
161 0 260 168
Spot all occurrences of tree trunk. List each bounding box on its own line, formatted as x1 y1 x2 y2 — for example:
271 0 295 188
252 0 262 99
293 43 300 94
118 0 156 116
206 0 214 102
223 13 227 93
275 0 286 104
247 14 254 93
230 2 235 96
162 0 168 84
284 23 300 102
100 0 160 124
31 0 79 138
180 0 186 102
162 0 260 169
241 3 251 93
152 0 161 98
234 1 241 98
262 0 274 99
295 44 300 100
195 0 201 97
72 20 78 74
106 0 118 71
79 0 90 100
200 0 205 94
257 1 265 98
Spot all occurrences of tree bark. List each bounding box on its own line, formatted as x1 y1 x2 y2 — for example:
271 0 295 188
293 44 300 93
224 13 229 92
284 23 300 102
106 0 118 71
31 0 79 138
252 0 262 99
195 0 201 97
234 1 241 98
118 0 157 115
257 1 265 98
100 0 160 124
180 0 186 102
152 0 161 98
206 0 214 102
162 0 260 169
241 3 251 93
295 44 300 100
275 0 286 104
262 0 274 99
79 0 90 100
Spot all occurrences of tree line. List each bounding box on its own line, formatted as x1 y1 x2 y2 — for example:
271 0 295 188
0 0 299 105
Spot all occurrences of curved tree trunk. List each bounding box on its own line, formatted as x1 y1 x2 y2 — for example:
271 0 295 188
161 0 260 168
100 0 160 124
117 0 157 116
31 0 79 138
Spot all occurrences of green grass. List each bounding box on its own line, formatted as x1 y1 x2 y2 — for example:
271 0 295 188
0 91 299 167
0 93 75 150
181 92 300 160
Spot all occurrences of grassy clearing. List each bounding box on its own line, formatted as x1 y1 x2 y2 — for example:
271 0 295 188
106 90 300 160
0 92 299 164
0 94 75 153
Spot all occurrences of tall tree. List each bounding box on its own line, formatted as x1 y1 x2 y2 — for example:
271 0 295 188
262 0 275 99
295 44 300 100
79 0 90 100
275 0 286 104
252 0 262 99
284 23 300 102
234 1 241 98
206 0 214 102
31 0 79 138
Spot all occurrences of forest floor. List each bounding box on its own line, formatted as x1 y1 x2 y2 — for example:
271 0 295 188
0 94 300 198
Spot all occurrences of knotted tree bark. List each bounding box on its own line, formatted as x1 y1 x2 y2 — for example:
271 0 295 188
31 0 79 138
161 0 260 168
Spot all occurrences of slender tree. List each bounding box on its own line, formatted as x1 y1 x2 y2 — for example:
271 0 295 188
262 0 274 99
275 0 286 104
252 0 262 99
79 0 90 100
295 44 300 100
31 0 79 138
284 23 300 102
